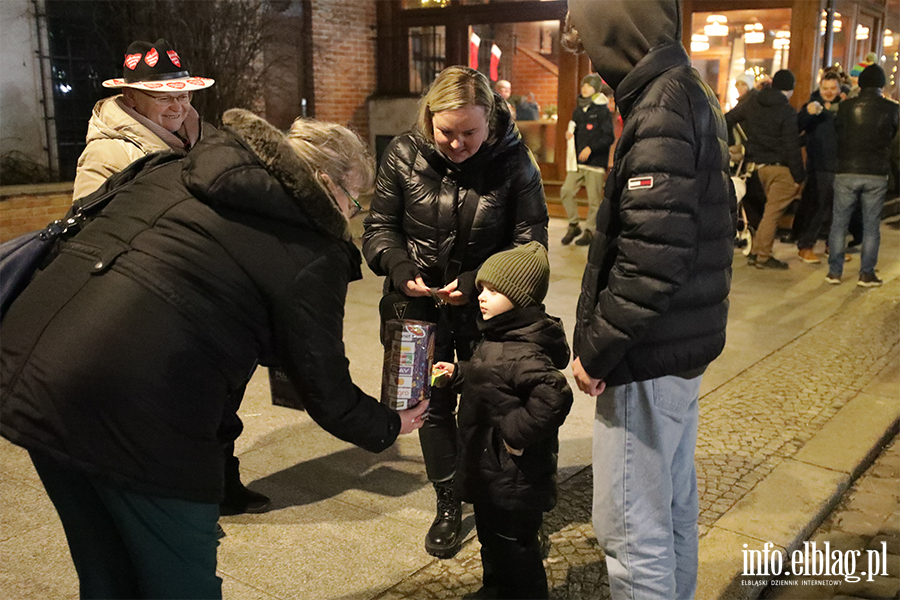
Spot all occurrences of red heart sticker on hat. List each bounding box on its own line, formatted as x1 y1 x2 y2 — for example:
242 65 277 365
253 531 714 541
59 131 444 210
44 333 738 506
144 83 163 88
166 82 185 89
145 48 159 67
167 50 181 67
124 53 141 70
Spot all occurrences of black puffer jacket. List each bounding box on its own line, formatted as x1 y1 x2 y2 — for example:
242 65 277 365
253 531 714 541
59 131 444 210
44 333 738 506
362 106 548 299
798 90 841 173
0 109 401 503
573 95 615 169
571 41 734 385
453 307 573 511
725 87 805 183
835 88 899 176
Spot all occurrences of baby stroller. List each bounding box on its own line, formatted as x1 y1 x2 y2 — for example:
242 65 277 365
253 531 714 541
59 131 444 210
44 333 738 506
732 174 753 255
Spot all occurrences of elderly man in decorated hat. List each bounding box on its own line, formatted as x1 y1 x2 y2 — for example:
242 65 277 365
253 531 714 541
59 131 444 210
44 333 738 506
72 39 271 519
72 38 216 200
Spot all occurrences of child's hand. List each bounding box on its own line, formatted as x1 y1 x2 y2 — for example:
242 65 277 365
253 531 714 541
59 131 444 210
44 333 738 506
503 440 523 456
432 362 454 387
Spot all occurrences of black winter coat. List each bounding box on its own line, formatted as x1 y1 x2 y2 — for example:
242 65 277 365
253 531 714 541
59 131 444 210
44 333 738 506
453 307 573 511
574 42 733 386
362 106 548 299
798 90 841 173
0 109 401 503
725 86 805 183
573 96 615 169
835 88 899 176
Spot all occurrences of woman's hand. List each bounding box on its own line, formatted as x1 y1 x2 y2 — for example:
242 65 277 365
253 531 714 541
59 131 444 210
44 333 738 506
398 400 429 435
436 279 467 306
578 146 592 162
404 276 432 297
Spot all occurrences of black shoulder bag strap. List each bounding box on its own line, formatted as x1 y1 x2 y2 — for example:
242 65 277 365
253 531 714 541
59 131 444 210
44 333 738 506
443 187 480 282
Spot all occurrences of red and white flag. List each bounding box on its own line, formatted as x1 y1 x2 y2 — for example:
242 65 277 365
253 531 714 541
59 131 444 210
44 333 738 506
490 44 501 82
469 32 480 70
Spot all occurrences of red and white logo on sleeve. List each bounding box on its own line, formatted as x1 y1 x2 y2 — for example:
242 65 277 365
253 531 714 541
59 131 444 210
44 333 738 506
628 176 654 190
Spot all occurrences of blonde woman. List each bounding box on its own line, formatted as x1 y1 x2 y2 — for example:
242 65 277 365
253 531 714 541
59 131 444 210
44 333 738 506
363 65 548 559
1 110 426 599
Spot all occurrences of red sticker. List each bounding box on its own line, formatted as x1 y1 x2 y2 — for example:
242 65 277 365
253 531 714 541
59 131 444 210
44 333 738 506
166 50 181 67
143 82 163 88
145 48 159 67
586 123 594 130
166 81 186 89
186 77 207 85
124 53 141 70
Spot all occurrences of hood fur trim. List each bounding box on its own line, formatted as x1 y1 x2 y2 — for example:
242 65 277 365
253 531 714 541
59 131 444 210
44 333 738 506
221 108 350 241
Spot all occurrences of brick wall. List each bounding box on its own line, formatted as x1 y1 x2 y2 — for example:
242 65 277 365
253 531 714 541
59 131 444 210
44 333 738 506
0 186 73 243
502 22 560 115
311 0 377 143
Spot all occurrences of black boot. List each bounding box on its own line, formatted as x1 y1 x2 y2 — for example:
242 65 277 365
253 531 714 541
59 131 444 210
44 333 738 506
425 481 462 559
220 456 271 515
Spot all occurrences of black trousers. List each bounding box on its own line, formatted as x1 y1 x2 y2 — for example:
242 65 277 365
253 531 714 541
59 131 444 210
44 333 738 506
420 304 480 482
474 503 548 599
796 170 835 250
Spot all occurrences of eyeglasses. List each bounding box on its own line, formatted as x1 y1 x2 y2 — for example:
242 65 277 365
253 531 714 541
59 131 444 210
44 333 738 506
338 183 363 218
134 89 192 106
338 182 363 218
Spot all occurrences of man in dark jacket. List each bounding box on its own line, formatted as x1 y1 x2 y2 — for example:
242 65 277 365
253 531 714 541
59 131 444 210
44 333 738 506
560 74 615 246
794 71 842 264
827 64 900 287
726 69 804 269
564 1 733 598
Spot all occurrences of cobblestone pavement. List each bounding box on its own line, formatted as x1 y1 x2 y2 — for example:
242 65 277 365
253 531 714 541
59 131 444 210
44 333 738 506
761 436 900 600
373 278 899 600
374 467 609 600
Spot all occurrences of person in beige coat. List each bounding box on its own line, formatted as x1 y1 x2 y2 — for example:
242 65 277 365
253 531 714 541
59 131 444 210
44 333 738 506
73 38 215 200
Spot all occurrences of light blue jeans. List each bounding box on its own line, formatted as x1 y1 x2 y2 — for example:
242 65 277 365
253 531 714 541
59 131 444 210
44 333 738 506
592 375 702 600
828 174 888 277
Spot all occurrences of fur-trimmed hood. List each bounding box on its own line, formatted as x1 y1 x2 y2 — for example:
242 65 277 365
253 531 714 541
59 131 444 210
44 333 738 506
182 108 350 241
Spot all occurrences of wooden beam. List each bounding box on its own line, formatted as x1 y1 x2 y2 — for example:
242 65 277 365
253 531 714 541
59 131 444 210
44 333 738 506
789 0 825 108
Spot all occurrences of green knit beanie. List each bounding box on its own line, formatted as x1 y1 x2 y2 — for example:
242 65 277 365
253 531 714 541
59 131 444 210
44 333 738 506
476 241 550 308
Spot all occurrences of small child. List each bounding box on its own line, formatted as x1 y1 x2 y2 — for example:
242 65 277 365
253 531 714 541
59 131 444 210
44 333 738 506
434 241 573 600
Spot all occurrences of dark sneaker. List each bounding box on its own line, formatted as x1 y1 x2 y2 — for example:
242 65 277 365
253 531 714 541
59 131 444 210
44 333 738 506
220 484 271 515
747 253 758 266
825 272 841 285
756 256 789 270
857 272 883 287
561 223 582 245
574 229 594 246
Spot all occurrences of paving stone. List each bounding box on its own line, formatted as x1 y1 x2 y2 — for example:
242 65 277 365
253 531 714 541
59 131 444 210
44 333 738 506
834 576 900 599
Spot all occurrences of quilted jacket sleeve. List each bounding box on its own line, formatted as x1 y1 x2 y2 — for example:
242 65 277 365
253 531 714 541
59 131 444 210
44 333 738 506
272 246 401 453
498 355 572 451
362 135 415 277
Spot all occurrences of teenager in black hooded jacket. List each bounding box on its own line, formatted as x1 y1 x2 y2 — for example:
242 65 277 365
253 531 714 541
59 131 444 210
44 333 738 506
363 66 548 559
0 110 427 599
565 1 733 598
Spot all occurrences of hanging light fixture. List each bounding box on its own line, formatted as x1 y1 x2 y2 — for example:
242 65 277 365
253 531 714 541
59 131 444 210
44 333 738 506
884 29 894 47
691 34 710 52
744 23 764 44
856 25 869 40
704 15 729 37
773 30 790 49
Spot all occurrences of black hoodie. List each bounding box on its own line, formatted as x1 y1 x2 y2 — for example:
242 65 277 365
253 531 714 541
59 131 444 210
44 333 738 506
452 306 573 511
568 0 733 386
